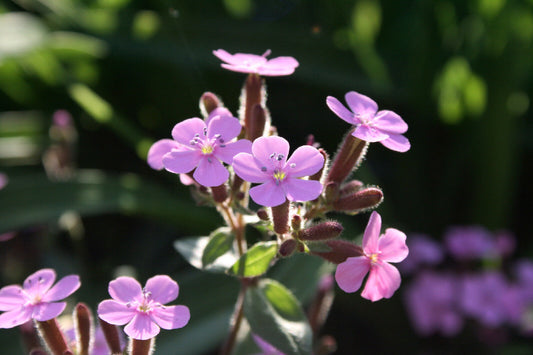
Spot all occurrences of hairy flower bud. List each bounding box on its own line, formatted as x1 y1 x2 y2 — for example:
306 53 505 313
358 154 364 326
73 303 93 355
99 319 123 354
309 240 363 264
324 181 340 204
211 184 228 203
326 129 368 184
199 92 222 117
291 214 302 231
279 238 298 257
309 148 328 182
248 104 267 141
271 200 290 235
333 187 383 214
299 221 343 241
257 208 269 221
339 180 364 196
240 74 265 140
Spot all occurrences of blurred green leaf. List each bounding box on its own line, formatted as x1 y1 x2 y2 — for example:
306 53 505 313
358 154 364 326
228 241 277 277
244 278 312 355
175 233 238 273
202 227 235 268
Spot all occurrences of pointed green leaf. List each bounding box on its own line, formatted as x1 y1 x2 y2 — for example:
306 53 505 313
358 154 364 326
201 227 235 268
244 279 312 355
228 241 277 277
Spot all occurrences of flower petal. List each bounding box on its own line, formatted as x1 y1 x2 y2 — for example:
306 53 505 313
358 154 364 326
374 110 408 134
0 307 32 328
171 118 206 146
215 139 252 165
335 256 370 293
284 178 322 203
252 136 290 168
207 115 242 142
285 145 324 177
32 302 66 321
0 285 25 311
345 91 378 116
42 275 80 302
108 277 142 303
378 228 409 263
193 157 229 187
147 139 181 170
326 96 356 124
380 134 411 152
205 107 233 126
249 181 286 207
232 153 270 183
361 262 401 301
144 275 178 305
24 269 56 296
151 305 190 330
212 49 235 64
162 149 202 174
362 211 381 254
124 313 160 340
352 125 389 142
258 56 299 76
97 299 136 325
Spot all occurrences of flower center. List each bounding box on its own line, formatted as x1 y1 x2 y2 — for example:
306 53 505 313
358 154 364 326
201 145 213 155
369 253 379 264
273 170 286 183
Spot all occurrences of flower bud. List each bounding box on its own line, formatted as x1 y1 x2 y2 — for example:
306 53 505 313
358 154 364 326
211 184 228 203
309 148 328 182
99 319 123 354
324 181 340 204
325 129 368 184
333 187 383 214
36 319 71 355
271 200 290 235
248 103 267 141
257 208 269 221
73 303 92 355
309 240 363 264
279 238 297 257
299 221 343 241
240 74 265 140
199 92 222 117
338 180 364 196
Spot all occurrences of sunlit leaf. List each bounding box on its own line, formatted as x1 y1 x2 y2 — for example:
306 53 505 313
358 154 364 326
228 241 277 277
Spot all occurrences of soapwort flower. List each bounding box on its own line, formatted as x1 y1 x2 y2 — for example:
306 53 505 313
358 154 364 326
213 49 299 76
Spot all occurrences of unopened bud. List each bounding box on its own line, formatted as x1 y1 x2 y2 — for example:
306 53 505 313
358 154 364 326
309 240 363 264
211 184 228 203
271 200 290 235
99 319 123 354
309 148 328 181
257 208 269 221
248 104 267 141
241 74 265 139
299 221 343 241
338 180 363 196
200 92 222 116
36 319 71 355
333 187 383 214
279 238 298 257
324 182 340 204
74 303 93 355
291 214 302 231
326 129 368 184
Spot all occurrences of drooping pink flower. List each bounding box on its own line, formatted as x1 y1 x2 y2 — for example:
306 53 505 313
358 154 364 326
335 211 409 301
0 269 81 328
444 226 494 261
97 275 190 340
252 334 285 355
232 136 324 207
399 234 443 274
213 49 299 76
326 91 410 152
148 109 252 187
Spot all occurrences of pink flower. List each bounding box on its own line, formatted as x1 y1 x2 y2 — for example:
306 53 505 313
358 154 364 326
213 49 299 76
148 109 252 187
252 334 285 355
326 91 410 152
0 269 81 328
97 275 190 340
335 211 409 301
232 136 324 207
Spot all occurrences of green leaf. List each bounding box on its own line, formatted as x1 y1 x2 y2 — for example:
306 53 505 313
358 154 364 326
174 233 238 273
228 241 277 277
201 227 235 268
244 278 312 355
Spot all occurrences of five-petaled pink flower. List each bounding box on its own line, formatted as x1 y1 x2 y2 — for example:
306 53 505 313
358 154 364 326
0 268 81 328
335 211 409 301
97 275 190 340
326 91 410 152
213 49 299 76
232 136 324 207
148 109 252 187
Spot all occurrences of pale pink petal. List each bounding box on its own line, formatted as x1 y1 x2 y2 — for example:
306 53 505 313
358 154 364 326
179 174 195 186
220 64 259 74
352 125 389 142
252 136 290 168
258 56 299 76
378 228 409 263
0 308 32 328
207 115 242 141
362 211 381 254
147 139 181 170
232 153 270 183
285 146 324 177
42 275 80 302
108 277 142 303
326 96 356 124
124 313 160 340
151 305 190 330
171 118 206 146
249 181 286 207
193 157 229 187
32 302 66 321
380 134 410 152
144 275 178 305
212 49 236 64
335 256 370 293
373 110 408 134
97 300 136 325
0 285 25 311
162 149 202 174
23 269 56 296
215 139 252 165
284 178 322 202
205 107 233 126
361 262 401 301
345 91 378 116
